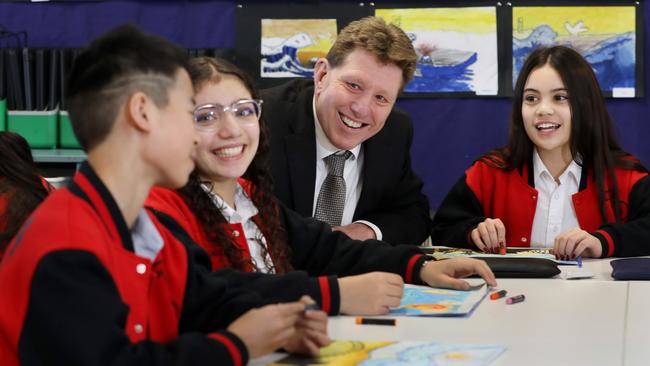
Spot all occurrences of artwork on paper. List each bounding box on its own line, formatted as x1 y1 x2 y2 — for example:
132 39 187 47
430 247 579 265
261 19 337 78
271 340 505 366
389 284 488 317
376 7 498 94
513 6 636 93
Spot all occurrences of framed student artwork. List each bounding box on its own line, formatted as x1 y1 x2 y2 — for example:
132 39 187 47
375 5 500 97
507 1 643 97
235 1 370 89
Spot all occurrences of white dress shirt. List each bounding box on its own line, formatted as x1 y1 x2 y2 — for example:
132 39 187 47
201 183 275 273
311 98 382 240
530 149 582 248
132 209 164 261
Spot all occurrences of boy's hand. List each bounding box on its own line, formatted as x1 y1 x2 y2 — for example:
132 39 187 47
227 301 305 358
420 257 497 290
283 296 331 356
338 272 404 315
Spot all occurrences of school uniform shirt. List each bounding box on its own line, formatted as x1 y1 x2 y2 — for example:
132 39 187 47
312 99 382 240
145 182 431 299
431 156 650 257
530 149 581 247
201 183 275 273
0 162 331 366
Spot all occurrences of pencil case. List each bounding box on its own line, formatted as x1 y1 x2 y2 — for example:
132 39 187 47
610 258 650 280
479 257 561 278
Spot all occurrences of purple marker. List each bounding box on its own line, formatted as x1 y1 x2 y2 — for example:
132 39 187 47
506 294 525 305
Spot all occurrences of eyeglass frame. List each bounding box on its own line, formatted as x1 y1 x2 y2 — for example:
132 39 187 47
192 99 263 131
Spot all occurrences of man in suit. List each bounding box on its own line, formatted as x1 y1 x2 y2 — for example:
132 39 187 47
261 16 431 245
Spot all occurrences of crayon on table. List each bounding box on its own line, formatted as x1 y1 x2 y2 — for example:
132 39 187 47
576 256 583 268
355 317 396 326
490 290 507 300
506 294 525 305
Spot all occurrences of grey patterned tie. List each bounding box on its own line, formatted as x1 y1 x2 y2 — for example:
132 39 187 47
314 150 353 226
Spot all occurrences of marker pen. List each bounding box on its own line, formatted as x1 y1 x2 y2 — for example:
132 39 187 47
506 294 525 305
355 317 396 326
490 290 507 300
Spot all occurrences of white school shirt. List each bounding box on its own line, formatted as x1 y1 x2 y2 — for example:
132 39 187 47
530 149 582 248
201 183 275 273
132 209 164 261
312 98 383 240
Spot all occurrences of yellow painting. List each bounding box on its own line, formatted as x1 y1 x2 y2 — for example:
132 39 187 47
270 340 505 366
261 19 337 78
376 7 498 94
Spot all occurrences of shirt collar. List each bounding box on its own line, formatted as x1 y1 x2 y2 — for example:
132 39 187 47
131 209 164 261
201 182 259 223
532 148 581 186
312 97 361 161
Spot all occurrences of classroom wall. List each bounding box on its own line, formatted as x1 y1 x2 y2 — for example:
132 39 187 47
1 0 648 209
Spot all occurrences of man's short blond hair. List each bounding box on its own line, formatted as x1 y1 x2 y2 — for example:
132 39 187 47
326 16 417 89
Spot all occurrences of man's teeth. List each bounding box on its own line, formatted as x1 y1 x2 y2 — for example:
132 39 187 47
341 114 363 128
215 146 243 157
536 122 560 130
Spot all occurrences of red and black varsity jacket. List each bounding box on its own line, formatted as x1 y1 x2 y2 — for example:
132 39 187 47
432 159 650 257
0 163 326 365
145 181 430 300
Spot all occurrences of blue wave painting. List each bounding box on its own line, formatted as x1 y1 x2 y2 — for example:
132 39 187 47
261 32 315 78
513 25 635 91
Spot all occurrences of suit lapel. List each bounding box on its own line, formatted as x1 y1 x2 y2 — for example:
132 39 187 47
285 87 317 217
355 130 387 219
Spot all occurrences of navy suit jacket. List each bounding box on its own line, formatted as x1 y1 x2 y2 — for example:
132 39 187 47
260 79 431 245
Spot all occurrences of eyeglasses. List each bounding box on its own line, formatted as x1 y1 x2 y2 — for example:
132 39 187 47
193 99 263 131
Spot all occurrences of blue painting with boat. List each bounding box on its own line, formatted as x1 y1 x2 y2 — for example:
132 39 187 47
512 6 637 93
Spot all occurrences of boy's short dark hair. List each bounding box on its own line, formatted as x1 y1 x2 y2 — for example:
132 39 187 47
67 24 189 150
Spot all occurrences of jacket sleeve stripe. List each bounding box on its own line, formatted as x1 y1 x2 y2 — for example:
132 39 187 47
405 254 424 283
208 333 244 366
318 276 331 314
594 230 614 257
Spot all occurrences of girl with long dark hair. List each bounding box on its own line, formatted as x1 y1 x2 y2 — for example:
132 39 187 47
146 56 496 315
432 46 650 259
0 131 53 256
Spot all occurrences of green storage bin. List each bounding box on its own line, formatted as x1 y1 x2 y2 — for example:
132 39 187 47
0 99 7 131
0 99 6 131
7 110 58 148
58 111 81 148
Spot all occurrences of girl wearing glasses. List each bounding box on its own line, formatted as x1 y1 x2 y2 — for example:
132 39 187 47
146 56 496 315
432 46 650 259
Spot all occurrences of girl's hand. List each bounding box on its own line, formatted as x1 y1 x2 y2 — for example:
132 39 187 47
553 228 603 259
470 218 506 253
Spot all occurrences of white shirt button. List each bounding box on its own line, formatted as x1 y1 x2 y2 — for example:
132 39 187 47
134 324 143 334
136 263 147 275
232 230 240 237
521 237 528 243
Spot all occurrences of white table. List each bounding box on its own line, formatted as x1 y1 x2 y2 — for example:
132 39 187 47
254 258 649 366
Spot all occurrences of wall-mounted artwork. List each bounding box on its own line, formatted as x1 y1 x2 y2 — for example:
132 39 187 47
376 7 498 95
260 19 337 78
512 6 636 95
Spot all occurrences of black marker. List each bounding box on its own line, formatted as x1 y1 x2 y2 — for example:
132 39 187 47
355 317 396 326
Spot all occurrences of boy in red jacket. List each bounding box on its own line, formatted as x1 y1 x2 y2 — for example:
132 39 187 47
0 25 328 365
